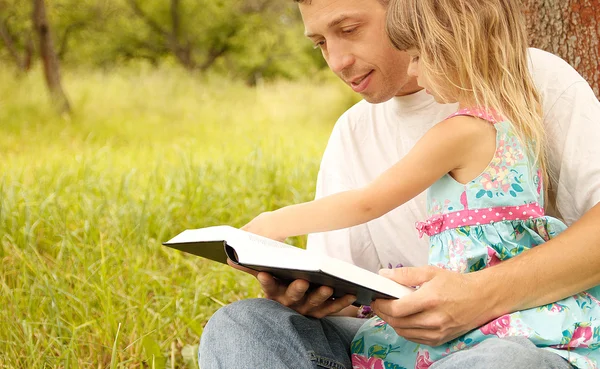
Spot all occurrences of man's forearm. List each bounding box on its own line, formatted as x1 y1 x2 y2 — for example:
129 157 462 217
481 202 600 318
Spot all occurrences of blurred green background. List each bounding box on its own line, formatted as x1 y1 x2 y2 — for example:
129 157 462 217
0 1 360 367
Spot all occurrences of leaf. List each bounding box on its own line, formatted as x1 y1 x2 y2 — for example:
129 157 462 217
469 258 486 272
476 189 487 198
560 329 573 345
142 336 167 369
385 362 408 369
511 184 524 192
110 323 121 369
351 336 365 354
475 227 485 239
456 226 470 237
368 344 388 359
510 190 516 197
181 315 203 336
486 191 493 198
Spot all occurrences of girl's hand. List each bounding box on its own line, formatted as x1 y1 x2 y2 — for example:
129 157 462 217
241 211 287 242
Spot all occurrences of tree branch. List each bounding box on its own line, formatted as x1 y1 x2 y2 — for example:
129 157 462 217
57 21 85 60
126 0 168 37
0 17 25 70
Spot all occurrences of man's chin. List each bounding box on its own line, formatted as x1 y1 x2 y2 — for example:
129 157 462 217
359 91 395 104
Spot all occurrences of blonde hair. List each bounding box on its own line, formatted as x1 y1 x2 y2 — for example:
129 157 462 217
386 0 549 194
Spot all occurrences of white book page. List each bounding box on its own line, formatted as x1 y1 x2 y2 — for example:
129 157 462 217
167 226 295 249
234 246 317 271
166 225 301 262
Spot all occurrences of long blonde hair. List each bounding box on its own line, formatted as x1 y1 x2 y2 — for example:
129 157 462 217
386 0 549 193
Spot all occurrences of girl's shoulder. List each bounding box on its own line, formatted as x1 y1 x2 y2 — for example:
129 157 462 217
433 110 497 140
445 107 504 125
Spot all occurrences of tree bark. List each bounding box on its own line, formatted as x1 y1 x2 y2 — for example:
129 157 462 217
523 0 600 98
32 0 71 114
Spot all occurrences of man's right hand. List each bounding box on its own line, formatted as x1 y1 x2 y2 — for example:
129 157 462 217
228 259 357 318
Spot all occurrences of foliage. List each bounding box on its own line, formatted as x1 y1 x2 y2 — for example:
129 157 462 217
0 0 327 82
0 65 356 367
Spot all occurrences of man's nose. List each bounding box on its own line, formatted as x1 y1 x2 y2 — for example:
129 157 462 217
326 43 355 74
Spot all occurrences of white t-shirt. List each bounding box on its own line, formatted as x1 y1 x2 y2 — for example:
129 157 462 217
306 48 600 272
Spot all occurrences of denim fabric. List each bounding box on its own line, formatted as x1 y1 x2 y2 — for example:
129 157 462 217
198 299 575 369
431 336 574 369
199 298 364 369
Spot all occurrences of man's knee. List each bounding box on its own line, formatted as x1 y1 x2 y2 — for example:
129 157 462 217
202 298 284 341
199 299 290 366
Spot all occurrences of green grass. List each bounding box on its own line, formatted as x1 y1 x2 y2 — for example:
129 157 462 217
0 66 358 368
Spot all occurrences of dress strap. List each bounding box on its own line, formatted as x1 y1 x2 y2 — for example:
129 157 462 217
446 107 505 124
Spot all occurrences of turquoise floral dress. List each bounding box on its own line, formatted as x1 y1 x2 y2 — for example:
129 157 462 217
350 108 600 369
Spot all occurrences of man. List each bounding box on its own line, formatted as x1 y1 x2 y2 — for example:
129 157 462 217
199 0 600 368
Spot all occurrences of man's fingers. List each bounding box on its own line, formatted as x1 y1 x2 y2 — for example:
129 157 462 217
256 272 286 298
304 286 334 308
391 326 462 347
379 265 437 287
284 279 310 303
327 294 357 314
252 274 355 317
375 306 447 331
305 293 357 318
372 290 429 319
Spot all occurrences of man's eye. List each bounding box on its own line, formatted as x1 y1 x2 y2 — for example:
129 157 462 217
411 56 420 62
342 27 357 34
313 40 325 49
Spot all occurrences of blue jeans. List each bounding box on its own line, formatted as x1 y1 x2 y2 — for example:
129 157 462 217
198 298 574 369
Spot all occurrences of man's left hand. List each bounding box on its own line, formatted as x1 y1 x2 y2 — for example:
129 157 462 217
371 266 499 346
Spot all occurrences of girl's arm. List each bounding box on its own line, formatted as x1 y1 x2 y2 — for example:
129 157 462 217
243 115 489 241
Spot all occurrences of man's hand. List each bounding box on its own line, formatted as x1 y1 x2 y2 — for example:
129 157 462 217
228 259 357 318
371 266 498 346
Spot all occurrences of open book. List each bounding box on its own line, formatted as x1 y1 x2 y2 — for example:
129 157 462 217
163 225 414 306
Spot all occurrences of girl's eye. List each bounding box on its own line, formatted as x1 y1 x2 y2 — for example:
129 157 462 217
411 55 420 63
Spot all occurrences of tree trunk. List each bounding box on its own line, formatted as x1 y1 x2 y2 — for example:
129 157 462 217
32 0 71 114
523 0 600 98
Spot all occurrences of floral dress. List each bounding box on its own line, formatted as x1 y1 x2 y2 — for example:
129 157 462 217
350 108 600 369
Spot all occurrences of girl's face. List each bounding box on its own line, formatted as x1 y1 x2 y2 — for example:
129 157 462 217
406 48 457 104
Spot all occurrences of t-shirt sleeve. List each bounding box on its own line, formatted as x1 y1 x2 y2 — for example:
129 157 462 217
545 80 600 224
306 110 382 272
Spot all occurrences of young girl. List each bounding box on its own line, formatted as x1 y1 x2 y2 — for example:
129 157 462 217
243 0 600 367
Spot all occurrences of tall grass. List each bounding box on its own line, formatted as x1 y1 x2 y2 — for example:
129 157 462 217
0 66 358 368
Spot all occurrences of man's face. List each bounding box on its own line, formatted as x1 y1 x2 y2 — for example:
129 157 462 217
299 0 421 103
